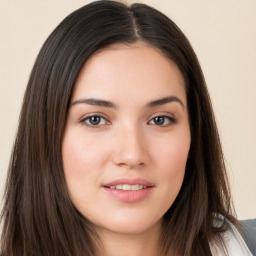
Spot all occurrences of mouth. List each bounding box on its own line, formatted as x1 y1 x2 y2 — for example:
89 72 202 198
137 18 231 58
105 184 151 191
102 178 155 203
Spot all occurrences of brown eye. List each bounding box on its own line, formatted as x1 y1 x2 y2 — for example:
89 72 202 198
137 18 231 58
88 116 102 125
152 116 165 125
148 115 176 127
81 115 108 127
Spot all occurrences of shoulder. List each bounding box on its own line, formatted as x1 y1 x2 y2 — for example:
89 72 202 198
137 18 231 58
239 219 256 256
209 217 253 256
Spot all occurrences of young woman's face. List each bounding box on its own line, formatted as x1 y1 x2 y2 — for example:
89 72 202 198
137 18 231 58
62 43 191 236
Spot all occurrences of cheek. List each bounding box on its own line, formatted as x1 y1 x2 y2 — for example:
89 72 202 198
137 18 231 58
62 130 109 173
61 130 111 201
152 131 190 195
154 133 190 173
162 144 189 172
61 130 111 211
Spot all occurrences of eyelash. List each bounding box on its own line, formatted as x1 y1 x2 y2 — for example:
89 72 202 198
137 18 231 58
80 115 110 128
80 115 177 128
148 115 177 127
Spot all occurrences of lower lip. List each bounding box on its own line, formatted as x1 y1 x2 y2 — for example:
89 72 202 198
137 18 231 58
103 187 153 203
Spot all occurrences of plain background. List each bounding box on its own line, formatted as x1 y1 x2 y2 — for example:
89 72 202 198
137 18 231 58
0 0 255 219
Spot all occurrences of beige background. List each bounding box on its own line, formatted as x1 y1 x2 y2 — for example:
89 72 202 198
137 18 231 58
0 0 255 219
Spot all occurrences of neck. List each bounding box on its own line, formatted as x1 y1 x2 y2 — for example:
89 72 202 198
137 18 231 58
97 220 163 256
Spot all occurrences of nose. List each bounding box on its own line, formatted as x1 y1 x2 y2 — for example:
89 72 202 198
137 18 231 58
112 124 150 169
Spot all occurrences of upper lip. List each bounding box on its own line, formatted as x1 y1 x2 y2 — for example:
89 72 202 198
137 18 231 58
103 178 155 187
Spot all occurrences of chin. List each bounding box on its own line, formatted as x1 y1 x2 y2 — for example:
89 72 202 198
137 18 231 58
112 224 150 234
96 216 162 236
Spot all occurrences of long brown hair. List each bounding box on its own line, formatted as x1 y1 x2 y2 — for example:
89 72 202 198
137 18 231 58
1 1 236 255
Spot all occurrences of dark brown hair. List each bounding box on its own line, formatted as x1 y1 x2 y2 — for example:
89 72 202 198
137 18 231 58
1 1 236 255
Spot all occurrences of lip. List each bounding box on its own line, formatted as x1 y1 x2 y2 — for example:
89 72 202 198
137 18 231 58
103 178 154 187
102 178 155 203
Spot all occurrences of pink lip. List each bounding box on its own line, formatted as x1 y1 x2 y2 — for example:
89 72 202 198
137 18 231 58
102 178 155 203
103 178 154 187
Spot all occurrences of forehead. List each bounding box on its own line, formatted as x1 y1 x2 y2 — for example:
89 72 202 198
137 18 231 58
72 43 186 106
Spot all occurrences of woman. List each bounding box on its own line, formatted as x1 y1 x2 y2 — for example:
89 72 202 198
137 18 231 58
0 1 252 255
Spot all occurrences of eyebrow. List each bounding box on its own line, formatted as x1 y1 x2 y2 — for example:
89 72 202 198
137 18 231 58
72 98 117 108
71 96 184 109
147 96 184 108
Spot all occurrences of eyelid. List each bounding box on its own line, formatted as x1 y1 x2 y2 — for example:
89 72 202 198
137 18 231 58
148 111 176 120
147 113 177 127
80 113 111 128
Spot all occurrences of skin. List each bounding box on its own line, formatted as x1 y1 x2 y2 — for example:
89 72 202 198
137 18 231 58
62 43 191 256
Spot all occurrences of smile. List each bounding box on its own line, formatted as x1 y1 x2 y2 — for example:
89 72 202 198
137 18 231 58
108 184 148 190
102 178 155 203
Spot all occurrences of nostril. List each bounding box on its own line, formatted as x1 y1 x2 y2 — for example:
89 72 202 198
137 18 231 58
111 133 150 168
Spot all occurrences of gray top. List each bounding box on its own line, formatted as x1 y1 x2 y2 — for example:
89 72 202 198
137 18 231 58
239 219 256 256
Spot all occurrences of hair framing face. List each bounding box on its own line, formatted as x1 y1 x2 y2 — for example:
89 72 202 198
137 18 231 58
1 1 235 256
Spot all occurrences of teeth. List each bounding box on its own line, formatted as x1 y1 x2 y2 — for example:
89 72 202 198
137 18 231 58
108 184 148 190
123 184 131 190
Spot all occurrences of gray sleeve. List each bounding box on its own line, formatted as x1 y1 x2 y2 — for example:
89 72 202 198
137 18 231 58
239 219 256 256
